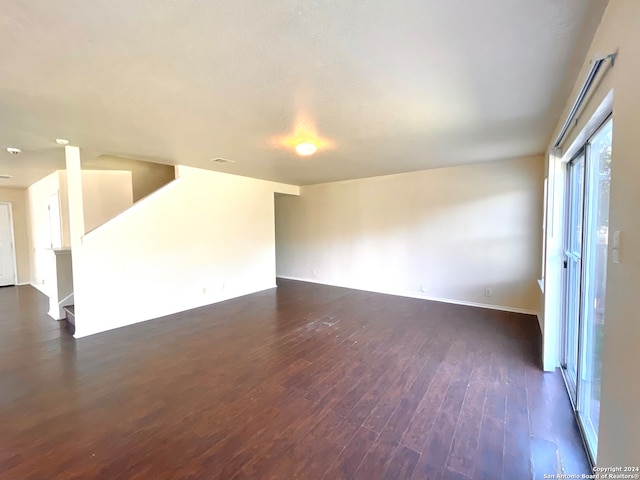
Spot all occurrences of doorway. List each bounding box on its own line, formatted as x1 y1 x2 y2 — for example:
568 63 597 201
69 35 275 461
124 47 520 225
561 116 612 463
0 202 17 287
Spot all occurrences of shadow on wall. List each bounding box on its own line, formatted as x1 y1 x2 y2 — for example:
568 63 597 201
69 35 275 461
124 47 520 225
80 155 176 233
83 155 176 202
274 156 544 312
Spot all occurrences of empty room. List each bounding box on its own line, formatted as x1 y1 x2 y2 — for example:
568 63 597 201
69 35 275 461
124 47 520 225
0 1 638 479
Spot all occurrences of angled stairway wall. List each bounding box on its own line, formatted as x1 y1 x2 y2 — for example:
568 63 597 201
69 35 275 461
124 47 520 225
65 149 299 338
82 154 176 203
26 170 139 297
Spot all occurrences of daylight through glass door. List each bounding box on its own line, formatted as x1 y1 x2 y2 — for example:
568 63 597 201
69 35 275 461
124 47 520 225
562 116 612 463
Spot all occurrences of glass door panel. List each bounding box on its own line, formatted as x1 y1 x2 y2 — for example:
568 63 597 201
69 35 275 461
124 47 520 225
578 117 612 459
561 115 612 464
563 154 585 402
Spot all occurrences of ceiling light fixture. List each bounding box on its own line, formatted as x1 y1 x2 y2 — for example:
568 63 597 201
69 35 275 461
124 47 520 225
6 147 21 155
295 143 317 156
269 112 335 156
55 138 70 145
211 157 235 163
0 174 12 179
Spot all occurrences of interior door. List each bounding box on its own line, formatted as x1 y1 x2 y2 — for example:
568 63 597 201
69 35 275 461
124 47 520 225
0 202 17 287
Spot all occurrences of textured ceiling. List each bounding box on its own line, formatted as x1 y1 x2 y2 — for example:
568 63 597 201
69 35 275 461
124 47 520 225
0 0 608 187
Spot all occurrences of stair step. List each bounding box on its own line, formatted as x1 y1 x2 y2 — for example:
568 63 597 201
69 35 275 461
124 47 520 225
63 305 75 334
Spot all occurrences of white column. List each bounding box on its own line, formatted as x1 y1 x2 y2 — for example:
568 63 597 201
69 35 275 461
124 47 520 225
64 145 85 245
64 145 84 336
542 150 564 371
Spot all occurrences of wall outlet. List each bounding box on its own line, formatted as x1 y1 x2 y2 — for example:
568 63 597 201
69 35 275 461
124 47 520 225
201 286 207 295
484 288 492 297
420 285 428 293
312 269 318 277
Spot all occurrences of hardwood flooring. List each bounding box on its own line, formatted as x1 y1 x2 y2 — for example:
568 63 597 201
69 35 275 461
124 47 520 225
0 279 590 479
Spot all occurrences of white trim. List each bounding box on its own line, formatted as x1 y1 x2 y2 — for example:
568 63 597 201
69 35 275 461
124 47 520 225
57 292 74 320
541 92 614 373
49 248 72 255
541 150 566 371
562 89 614 163
277 275 539 316
536 313 543 335
73 282 278 339
48 305 62 320
30 281 48 295
553 55 614 150
0 201 18 286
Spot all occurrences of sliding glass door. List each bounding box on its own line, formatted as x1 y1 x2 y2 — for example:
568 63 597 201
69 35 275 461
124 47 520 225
577 118 612 456
563 153 584 402
562 116 612 462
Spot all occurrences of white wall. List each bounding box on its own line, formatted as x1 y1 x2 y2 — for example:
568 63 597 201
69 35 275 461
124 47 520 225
81 170 133 232
65 158 298 338
83 154 176 202
26 171 69 295
0 187 30 284
542 0 640 467
26 169 136 294
276 156 544 313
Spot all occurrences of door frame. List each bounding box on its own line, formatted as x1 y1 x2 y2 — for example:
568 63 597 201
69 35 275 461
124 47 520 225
0 201 18 286
559 111 613 466
47 191 63 249
561 150 587 405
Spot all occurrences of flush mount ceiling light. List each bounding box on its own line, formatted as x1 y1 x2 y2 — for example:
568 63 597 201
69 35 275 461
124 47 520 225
6 147 21 155
55 138 70 145
211 157 235 164
269 112 335 157
0 174 12 179
295 143 317 156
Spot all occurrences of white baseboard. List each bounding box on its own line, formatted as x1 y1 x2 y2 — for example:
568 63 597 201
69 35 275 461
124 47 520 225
74 282 279 339
277 275 539 316
536 313 544 334
48 306 64 321
30 282 48 296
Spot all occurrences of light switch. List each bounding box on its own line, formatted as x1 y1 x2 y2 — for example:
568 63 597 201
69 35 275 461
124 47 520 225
612 230 621 264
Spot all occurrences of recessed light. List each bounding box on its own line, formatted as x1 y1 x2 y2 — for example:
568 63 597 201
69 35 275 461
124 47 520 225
211 158 235 164
55 138 70 145
0 174 12 179
295 143 317 156
6 147 21 155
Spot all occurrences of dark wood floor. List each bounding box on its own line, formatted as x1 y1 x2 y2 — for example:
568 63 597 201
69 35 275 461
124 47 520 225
0 279 589 479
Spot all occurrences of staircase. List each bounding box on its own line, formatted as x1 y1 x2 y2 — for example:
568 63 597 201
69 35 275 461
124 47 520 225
63 305 75 334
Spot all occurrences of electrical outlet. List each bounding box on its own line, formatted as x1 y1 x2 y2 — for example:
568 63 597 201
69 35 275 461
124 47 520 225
485 288 492 297
312 269 318 277
420 285 428 293
202 287 207 295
